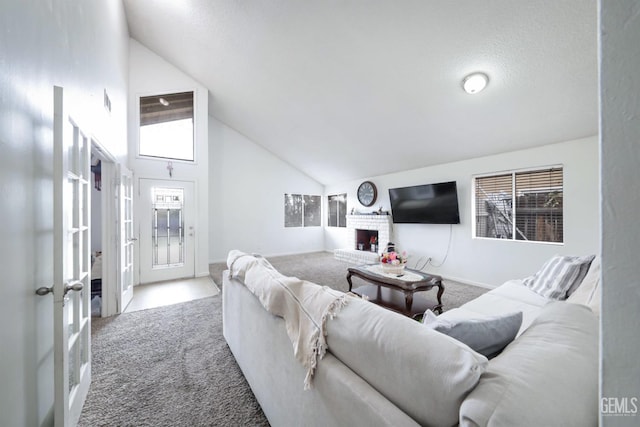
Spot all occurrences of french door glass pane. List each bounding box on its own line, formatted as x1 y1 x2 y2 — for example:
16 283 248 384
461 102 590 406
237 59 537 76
69 339 77 393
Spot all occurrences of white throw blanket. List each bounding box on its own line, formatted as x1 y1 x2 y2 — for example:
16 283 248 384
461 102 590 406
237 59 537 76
227 250 349 389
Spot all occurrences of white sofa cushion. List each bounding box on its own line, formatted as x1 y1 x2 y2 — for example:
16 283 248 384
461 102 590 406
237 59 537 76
522 254 595 300
326 297 488 427
459 302 599 427
568 256 601 316
438 280 548 336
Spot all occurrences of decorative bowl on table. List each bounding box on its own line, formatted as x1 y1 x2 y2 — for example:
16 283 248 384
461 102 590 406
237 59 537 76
380 263 405 275
380 250 408 275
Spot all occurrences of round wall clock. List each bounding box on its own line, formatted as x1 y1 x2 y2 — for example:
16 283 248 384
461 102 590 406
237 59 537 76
357 181 377 207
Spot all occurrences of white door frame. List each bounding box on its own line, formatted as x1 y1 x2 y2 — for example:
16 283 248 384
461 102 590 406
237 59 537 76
89 145 136 317
90 141 119 317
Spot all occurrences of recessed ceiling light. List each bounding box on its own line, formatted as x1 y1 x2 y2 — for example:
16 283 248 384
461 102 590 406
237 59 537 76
159 97 170 106
462 72 489 94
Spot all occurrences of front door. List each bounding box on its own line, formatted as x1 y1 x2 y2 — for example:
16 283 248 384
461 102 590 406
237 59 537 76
138 179 195 284
52 86 92 426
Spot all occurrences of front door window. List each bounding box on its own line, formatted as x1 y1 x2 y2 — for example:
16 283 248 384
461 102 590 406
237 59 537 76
152 187 184 268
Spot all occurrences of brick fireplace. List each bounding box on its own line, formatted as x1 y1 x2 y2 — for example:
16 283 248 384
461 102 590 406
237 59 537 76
334 214 393 264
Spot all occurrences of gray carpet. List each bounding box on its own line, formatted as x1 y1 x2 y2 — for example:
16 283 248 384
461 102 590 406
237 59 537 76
78 296 269 427
80 252 488 426
210 251 489 313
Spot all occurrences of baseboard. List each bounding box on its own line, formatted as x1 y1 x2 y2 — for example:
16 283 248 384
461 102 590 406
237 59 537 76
439 274 497 289
209 249 327 265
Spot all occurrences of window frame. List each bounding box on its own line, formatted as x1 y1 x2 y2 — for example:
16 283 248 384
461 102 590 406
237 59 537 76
472 165 564 245
137 89 198 164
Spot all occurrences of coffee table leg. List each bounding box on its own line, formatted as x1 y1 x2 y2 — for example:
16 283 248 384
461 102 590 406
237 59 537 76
405 292 413 313
435 282 445 314
346 272 354 292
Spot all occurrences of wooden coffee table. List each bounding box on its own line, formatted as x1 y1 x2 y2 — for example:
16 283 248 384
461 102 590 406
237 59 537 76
346 264 444 319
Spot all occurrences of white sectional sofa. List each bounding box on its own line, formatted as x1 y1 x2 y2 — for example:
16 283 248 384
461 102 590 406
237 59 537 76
222 253 599 427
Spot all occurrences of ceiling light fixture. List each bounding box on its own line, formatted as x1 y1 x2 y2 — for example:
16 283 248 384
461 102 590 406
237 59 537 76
462 72 489 94
158 97 170 106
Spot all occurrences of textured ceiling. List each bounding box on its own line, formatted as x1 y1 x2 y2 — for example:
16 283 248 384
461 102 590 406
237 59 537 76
123 0 598 185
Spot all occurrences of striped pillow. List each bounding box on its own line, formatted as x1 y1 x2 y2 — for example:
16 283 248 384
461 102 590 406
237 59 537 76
523 255 595 300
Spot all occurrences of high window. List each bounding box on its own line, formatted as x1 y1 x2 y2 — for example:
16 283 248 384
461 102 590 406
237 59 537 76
327 194 347 227
139 91 195 161
284 194 321 227
474 167 563 243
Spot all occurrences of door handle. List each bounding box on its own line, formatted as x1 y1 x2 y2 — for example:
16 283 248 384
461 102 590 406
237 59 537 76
36 286 54 296
128 237 138 242
36 280 84 297
64 280 84 297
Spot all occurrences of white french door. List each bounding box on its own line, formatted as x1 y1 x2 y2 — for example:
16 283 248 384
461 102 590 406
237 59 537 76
118 165 135 311
52 86 92 426
138 179 195 284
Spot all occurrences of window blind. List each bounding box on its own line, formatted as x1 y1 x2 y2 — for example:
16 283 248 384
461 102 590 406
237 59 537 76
474 167 563 243
515 168 563 242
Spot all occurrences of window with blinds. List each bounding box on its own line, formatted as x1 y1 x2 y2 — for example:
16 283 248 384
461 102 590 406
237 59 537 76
474 167 563 243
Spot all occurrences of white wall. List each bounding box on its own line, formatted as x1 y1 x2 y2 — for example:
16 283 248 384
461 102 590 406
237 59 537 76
0 1 129 425
128 39 210 278
208 117 325 262
325 136 599 287
600 0 640 424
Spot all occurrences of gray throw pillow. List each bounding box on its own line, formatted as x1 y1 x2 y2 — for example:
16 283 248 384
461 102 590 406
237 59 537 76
523 254 595 300
423 311 523 358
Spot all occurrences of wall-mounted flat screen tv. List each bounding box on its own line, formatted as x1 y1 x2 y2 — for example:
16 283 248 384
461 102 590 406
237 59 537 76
388 181 460 224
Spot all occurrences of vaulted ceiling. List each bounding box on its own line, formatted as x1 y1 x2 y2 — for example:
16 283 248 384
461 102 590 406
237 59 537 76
123 0 598 185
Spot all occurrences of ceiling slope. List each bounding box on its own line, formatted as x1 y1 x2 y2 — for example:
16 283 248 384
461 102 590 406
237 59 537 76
123 0 598 184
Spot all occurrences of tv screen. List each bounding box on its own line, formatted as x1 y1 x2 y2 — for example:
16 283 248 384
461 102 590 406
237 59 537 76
388 181 460 224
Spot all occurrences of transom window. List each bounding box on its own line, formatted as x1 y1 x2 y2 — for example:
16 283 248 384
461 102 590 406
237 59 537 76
139 91 194 161
474 167 563 243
